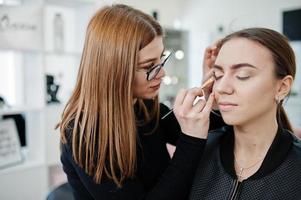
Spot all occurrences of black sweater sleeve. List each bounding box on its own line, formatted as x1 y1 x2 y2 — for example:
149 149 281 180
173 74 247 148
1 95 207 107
61 133 206 200
160 103 182 145
144 134 206 200
160 104 226 146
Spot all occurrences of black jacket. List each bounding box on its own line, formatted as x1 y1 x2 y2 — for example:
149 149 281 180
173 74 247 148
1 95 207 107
61 101 225 200
190 126 301 200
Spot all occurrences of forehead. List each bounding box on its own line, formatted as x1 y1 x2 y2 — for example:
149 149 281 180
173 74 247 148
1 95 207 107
215 38 274 70
138 36 164 61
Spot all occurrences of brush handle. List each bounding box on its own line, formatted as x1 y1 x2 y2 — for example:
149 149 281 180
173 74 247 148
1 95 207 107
161 109 173 119
161 77 215 120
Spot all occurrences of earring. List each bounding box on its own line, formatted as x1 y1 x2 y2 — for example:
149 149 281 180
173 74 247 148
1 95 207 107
275 97 281 104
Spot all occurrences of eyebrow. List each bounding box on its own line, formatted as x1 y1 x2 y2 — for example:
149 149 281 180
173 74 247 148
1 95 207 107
138 48 165 65
213 63 258 70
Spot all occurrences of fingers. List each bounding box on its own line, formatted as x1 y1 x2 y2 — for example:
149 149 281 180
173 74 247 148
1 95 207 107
200 76 215 100
203 47 216 70
204 45 218 60
193 89 205 104
192 91 215 114
182 87 203 112
174 89 187 109
175 86 215 111
203 40 221 69
202 68 215 83
202 92 215 115
192 97 206 112
201 76 215 89
203 42 221 85
173 88 215 139
175 87 212 114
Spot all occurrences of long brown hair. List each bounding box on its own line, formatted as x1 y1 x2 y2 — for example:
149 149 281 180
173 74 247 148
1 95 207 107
58 4 163 187
218 28 296 131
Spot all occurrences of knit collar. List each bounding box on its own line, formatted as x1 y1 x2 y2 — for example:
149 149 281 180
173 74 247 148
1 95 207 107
220 126 293 180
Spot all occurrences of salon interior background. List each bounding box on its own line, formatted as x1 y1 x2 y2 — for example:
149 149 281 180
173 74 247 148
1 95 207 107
0 0 300 199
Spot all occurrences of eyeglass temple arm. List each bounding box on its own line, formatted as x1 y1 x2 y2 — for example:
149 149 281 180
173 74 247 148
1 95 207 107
162 50 173 65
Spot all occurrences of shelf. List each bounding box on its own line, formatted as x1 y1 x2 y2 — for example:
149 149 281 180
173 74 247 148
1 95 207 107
0 159 44 176
0 3 95 199
45 0 96 7
0 106 44 115
0 48 42 54
0 49 82 57
0 149 44 176
44 50 82 57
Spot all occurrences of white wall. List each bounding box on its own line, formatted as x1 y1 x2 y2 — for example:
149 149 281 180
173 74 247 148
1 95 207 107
179 0 301 87
98 0 186 28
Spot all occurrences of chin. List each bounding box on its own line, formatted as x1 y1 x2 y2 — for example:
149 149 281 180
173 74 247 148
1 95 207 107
220 114 243 126
146 91 159 99
140 94 158 100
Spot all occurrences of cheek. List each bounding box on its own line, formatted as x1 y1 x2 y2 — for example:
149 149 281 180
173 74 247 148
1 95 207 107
133 74 149 95
212 82 221 99
239 79 277 107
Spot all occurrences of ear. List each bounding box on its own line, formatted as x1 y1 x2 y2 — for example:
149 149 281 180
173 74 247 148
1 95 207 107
276 75 294 100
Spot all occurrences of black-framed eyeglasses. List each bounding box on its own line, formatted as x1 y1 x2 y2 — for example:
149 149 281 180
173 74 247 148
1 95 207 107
146 50 173 81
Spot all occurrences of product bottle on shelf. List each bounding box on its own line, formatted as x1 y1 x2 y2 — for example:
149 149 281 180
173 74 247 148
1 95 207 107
53 13 64 52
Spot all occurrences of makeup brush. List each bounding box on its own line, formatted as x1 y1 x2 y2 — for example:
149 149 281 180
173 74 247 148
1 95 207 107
161 76 215 120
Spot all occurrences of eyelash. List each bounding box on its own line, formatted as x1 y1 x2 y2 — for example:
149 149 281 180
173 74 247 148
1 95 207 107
236 76 250 80
146 63 155 69
212 71 222 80
140 54 165 70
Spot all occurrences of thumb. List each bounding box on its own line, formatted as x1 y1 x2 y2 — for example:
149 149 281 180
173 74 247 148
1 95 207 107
203 92 215 115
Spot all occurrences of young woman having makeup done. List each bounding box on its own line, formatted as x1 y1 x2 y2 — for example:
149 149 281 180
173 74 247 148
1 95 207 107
185 28 301 200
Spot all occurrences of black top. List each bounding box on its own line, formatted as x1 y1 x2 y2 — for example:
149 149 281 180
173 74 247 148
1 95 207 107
60 101 225 200
220 126 293 180
189 126 301 200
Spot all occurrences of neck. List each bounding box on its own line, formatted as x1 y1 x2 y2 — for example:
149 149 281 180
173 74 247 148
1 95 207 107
233 113 278 160
233 114 278 181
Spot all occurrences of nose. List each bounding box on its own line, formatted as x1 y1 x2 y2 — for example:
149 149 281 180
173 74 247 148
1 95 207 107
214 75 234 95
155 67 166 79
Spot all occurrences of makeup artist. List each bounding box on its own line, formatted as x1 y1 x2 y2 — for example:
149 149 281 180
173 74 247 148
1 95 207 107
57 4 224 200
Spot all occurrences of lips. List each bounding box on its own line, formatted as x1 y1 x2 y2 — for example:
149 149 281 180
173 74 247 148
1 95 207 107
150 82 161 90
218 102 238 111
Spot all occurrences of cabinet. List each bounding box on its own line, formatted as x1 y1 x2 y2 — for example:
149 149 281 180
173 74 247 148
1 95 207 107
0 1 95 199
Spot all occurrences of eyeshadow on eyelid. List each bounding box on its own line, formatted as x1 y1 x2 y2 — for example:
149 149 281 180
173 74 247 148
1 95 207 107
237 72 250 76
236 69 253 75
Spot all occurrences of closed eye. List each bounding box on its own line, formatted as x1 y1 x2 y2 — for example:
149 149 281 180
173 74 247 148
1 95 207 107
146 63 155 69
138 63 155 71
140 52 167 71
236 76 250 80
236 72 251 80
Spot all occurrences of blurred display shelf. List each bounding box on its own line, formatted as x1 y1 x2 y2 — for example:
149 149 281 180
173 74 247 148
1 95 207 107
44 50 82 57
45 104 64 166
0 48 82 56
0 2 94 199
0 48 42 54
45 0 96 7
0 106 44 115
0 149 44 176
